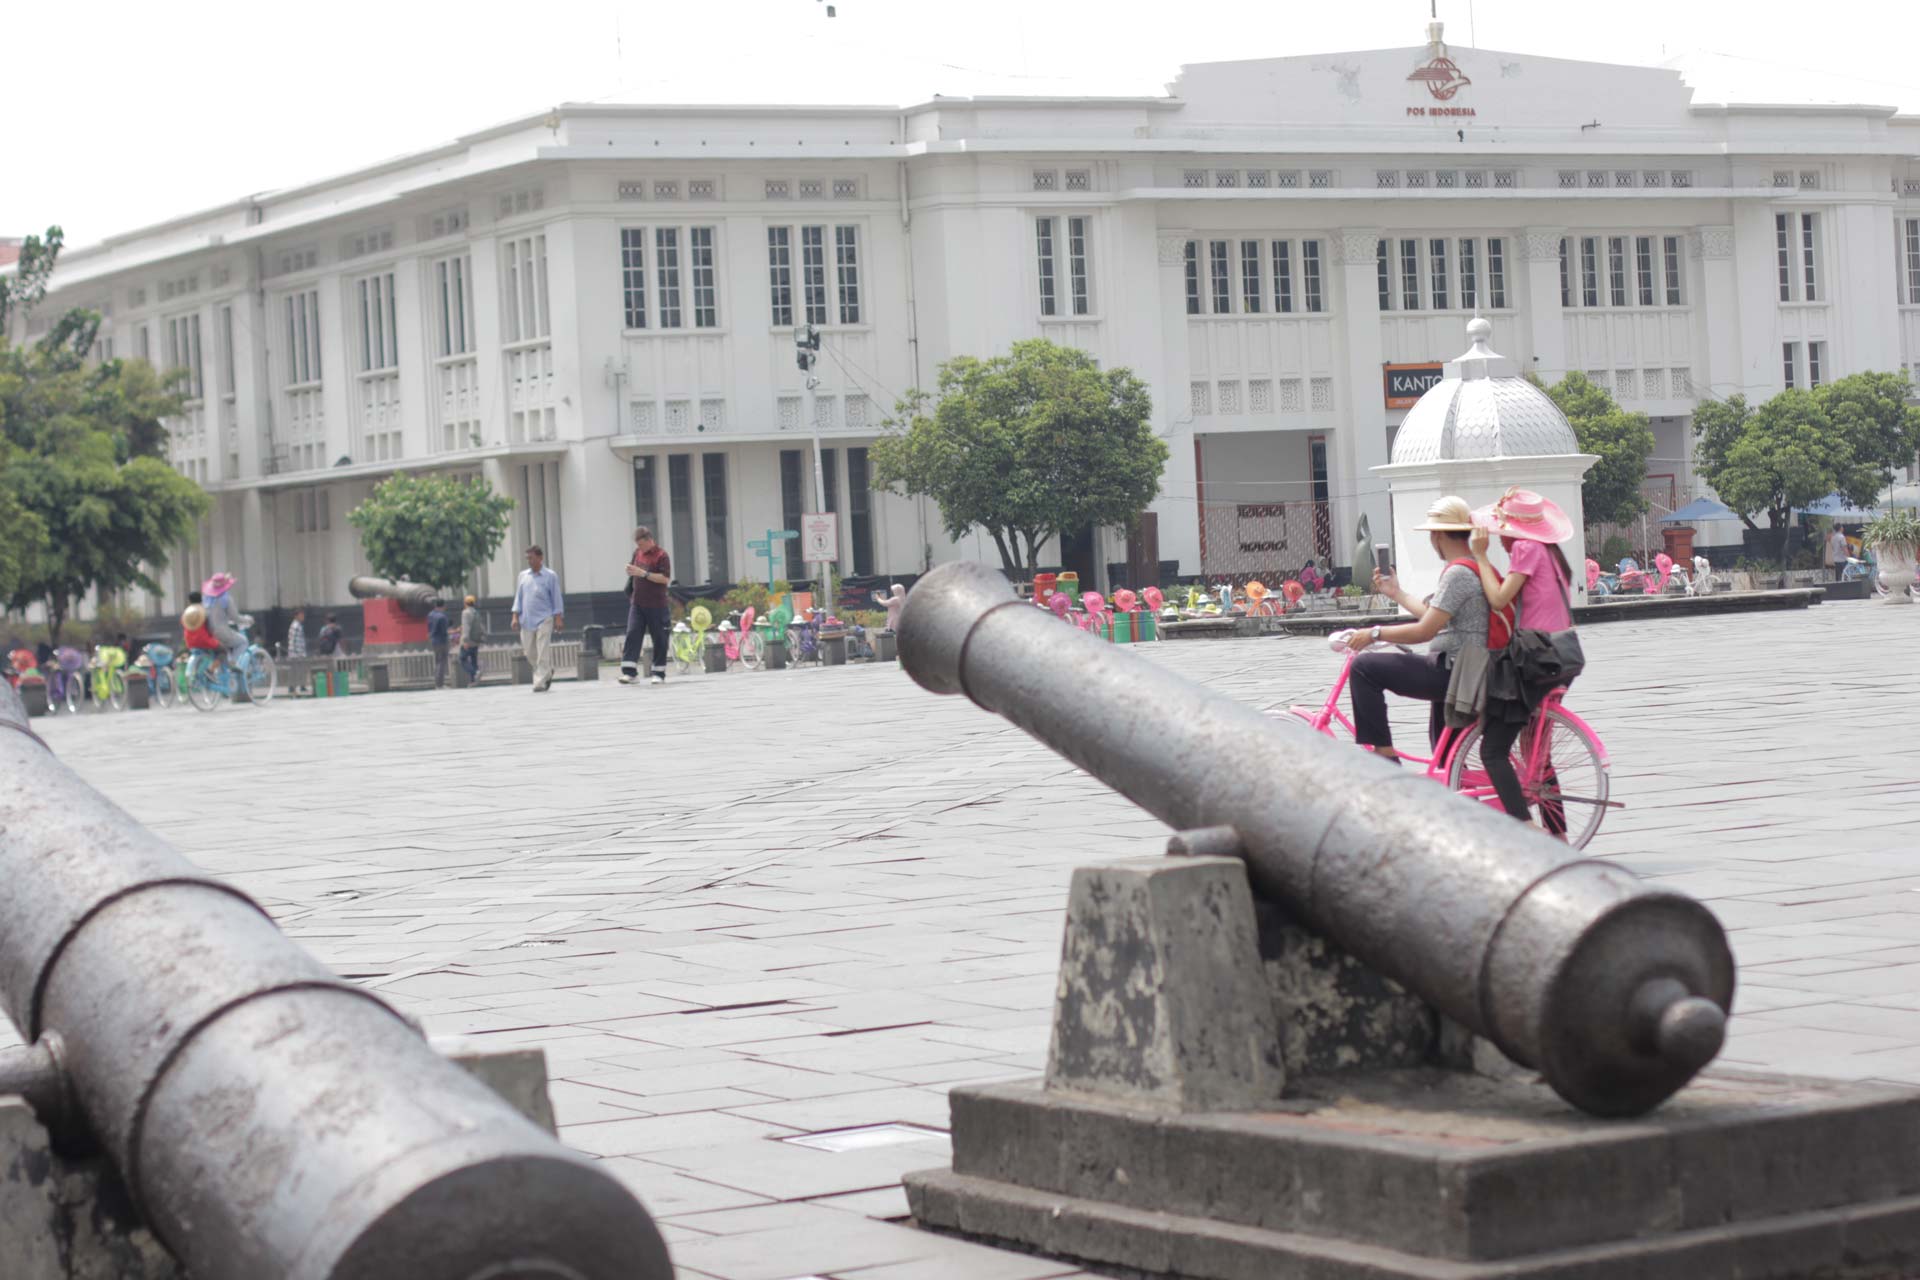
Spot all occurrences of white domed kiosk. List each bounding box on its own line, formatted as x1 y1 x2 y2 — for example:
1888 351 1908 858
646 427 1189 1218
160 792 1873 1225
1372 318 1598 602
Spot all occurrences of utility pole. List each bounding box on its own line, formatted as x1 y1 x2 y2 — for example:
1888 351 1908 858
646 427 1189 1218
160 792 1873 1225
796 323 832 615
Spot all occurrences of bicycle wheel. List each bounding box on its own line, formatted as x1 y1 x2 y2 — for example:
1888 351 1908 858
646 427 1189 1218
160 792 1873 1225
185 655 224 712
61 677 82 715
246 650 277 705
107 671 128 711
738 632 762 670
672 633 699 675
1445 709 1610 850
151 667 176 709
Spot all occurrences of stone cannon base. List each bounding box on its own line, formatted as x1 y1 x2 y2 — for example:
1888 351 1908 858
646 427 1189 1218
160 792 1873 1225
908 1068 1920 1280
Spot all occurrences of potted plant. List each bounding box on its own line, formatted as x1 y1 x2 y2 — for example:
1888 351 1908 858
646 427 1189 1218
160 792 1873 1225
1336 584 1365 611
1863 511 1920 605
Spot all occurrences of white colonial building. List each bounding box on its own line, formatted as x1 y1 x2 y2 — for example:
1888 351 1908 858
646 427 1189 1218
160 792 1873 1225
17 22 1920 621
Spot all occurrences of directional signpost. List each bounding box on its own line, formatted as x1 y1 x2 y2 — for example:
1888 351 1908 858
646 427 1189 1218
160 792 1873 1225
752 529 799 591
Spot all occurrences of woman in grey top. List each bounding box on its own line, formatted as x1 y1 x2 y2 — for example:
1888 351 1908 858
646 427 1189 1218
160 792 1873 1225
1345 496 1490 759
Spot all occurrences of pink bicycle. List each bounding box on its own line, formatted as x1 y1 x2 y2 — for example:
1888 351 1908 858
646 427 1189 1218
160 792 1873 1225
1285 643 1614 849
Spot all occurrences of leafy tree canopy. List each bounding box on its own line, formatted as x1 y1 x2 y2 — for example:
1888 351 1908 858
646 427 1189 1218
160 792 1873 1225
1692 389 1884 560
1813 371 1920 484
346 472 516 590
1533 372 1657 526
869 339 1166 575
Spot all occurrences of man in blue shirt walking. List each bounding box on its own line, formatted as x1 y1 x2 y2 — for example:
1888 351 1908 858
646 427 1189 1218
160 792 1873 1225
510 546 565 693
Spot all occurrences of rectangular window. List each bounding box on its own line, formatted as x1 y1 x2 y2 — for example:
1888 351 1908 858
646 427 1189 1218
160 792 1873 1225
1302 240 1323 313
1801 213 1819 301
1400 239 1420 310
1635 236 1655 306
847 446 873 576
1377 239 1392 311
1580 237 1600 308
702 453 730 583
621 229 649 329
1776 214 1793 301
1663 236 1683 306
654 229 683 329
1906 219 1920 304
502 234 549 342
767 227 793 327
1271 240 1292 313
1067 216 1090 316
1558 237 1572 307
1808 341 1824 388
1429 238 1449 311
1184 242 1201 315
1208 240 1231 313
1036 218 1057 317
136 325 150 362
633 455 660 539
835 225 862 324
779 450 807 578
167 314 204 400
284 290 322 385
1459 238 1478 312
689 227 719 328
220 306 235 397
1906 218 1920 305
801 227 828 326
1240 240 1263 313
357 272 398 371
1607 237 1628 307
436 255 474 355
1783 342 1798 389
667 453 696 575
1488 238 1507 309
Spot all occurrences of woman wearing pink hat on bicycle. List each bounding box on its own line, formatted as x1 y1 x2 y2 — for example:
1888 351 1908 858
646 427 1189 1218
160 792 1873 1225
1468 489 1578 831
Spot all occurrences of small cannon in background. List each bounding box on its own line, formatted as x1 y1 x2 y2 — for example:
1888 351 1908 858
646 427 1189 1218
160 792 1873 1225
0 682 672 1280
349 576 441 649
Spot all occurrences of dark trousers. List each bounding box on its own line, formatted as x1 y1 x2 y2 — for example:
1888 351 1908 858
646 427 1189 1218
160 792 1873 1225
432 642 450 688
1349 650 1449 752
622 605 671 678
1480 693 1570 835
459 644 481 683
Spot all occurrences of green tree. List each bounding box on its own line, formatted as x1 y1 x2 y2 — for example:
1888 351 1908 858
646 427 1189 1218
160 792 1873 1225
0 442 50 605
1814 371 1920 490
1692 390 1880 561
0 227 63 334
346 473 516 589
1534 372 1656 526
869 340 1166 575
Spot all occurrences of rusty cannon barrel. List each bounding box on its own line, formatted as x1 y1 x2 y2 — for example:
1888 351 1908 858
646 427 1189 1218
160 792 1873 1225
348 575 439 619
898 561 1733 1118
0 684 672 1280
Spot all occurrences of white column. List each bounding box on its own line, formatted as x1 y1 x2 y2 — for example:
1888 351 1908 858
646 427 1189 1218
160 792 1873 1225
392 260 429 462
1151 231 1199 577
468 236 504 449
1334 229 1390 570
1521 228 1568 382
1836 202 1901 374
1694 225 1743 401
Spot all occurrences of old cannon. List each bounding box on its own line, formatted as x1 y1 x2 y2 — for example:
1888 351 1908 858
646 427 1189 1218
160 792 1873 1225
0 682 672 1280
898 561 1731 1118
349 576 440 650
348 575 440 618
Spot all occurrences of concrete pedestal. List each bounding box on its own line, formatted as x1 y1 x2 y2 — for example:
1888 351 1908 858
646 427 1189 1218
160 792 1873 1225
19 678 49 717
905 854 1920 1280
701 642 728 674
766 639 789 670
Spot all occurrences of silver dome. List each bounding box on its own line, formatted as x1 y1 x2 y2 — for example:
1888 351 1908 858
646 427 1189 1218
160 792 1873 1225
1389 318 1580 465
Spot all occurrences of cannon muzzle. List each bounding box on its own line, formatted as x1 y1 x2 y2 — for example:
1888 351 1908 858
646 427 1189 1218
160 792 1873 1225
898 561 1733 1118
0 684 671 1279
349 575 439 619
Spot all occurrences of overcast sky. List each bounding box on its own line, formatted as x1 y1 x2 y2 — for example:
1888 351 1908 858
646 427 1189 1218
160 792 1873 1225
11 0 1918 248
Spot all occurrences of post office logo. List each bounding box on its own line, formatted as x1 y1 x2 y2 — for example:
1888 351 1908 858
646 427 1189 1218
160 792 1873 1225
1407 54 1471 101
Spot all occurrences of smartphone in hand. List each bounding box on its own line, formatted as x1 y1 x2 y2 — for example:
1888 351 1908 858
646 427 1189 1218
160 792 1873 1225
1374 543 1392 575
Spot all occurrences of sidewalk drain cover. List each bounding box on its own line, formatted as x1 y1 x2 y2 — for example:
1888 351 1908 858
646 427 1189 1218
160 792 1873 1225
780 1122 947 1153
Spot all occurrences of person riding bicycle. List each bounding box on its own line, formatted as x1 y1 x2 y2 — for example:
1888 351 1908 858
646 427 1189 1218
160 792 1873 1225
1344 496 1489 761
1468 489 1579 830
202 572 248 674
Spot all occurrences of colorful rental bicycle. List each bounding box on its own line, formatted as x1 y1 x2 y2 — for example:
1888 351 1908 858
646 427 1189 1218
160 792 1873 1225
718 606 761 669
184 621 277 710
89 643 130 711
670 605 713 675
1286 639 1613 849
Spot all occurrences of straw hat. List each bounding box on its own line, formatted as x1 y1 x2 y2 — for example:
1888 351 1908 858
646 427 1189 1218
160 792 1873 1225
1412 495 1477 532
181 604 206 632
1473 488 1575 544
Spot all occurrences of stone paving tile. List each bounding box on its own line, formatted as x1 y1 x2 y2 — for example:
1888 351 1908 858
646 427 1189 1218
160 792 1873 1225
16 599 1920 1278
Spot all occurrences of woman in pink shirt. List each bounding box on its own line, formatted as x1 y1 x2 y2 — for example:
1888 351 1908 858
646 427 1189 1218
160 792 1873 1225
1468 489 1578 830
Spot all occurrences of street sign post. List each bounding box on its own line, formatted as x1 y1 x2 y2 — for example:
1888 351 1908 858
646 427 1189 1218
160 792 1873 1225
753 529 800 591
802 514 839 564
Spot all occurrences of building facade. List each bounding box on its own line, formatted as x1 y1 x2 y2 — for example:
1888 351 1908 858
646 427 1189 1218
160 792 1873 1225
18 24 1920 619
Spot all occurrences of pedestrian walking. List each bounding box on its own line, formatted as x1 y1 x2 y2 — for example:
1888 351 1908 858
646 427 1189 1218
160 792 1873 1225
620 526 672 686
287 608 308 659
511 545 565 693
427 598 452 689
316 613 345 657
459 595 485 686
1825 524 1849 582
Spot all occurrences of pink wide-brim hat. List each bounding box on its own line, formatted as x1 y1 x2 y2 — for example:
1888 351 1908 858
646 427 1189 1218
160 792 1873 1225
1473 490 1574 544
203 572 236 596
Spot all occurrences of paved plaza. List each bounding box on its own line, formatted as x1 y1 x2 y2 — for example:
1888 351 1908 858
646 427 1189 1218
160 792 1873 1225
15 599 1920 1279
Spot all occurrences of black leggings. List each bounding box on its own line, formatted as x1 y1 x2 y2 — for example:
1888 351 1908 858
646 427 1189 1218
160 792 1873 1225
1480 699 1569 834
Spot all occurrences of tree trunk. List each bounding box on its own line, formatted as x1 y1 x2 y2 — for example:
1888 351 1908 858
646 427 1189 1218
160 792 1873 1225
987 528 1018 574
1772 508 1794 566
48 597 66 645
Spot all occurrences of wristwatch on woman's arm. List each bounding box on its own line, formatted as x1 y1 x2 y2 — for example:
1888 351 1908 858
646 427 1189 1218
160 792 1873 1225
1369 626 1383 645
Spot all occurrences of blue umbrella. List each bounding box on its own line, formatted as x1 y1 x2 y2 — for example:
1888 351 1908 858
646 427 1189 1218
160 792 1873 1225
1660 497 1738 524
